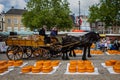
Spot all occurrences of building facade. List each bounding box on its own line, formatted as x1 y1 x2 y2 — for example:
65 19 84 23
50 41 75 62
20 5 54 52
3 7 30 32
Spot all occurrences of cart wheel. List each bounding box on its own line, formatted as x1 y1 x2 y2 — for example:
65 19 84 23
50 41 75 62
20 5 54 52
42 49 51 60
6 45 23 60
33 48 42 58
23 47 32 59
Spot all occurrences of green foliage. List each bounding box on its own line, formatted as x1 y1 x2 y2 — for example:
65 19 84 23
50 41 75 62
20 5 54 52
88 0 120 27
22 0 73 30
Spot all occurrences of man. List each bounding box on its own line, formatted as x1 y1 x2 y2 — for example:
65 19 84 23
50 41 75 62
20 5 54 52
39 25 47 36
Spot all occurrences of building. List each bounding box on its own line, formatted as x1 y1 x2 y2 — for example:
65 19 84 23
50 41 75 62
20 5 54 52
0 12 4 31
90 21 120 34
4 7 30 32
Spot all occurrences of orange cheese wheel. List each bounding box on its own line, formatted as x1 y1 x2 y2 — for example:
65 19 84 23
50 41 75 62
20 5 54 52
86 65 94 73
36 61 43 67
68 65 76 73
42 66 53 73
0 60 7 66
70 60 77 66
51 61 59 67
0 66 5 73
78 66 86 73
7 60 15 66
84 60 92 65
43 61 51 67
32 67 42 73
109 60 117 65
21 66 33 73
14 60 23 67
113 65 120 73
105 61 112 66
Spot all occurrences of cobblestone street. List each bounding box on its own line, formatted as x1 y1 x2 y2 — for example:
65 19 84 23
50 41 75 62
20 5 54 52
0 52 120 80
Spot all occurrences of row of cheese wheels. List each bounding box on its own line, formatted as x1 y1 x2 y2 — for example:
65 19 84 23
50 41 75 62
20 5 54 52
107 50 120 54
21 60 60 73
74 50 103 54
68 60 94 73
0 60 23 73
105 60 120 73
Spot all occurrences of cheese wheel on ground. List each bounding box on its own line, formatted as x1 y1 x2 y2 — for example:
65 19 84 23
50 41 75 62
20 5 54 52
21 66 33 73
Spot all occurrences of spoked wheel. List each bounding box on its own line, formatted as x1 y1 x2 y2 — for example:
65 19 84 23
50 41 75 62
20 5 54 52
33 48 51 59
23 47 32 59
6 45 23 60
41 49 51 60
33 48 43 58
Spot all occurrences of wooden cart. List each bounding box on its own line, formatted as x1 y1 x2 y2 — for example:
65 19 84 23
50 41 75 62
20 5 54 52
5 35 54 60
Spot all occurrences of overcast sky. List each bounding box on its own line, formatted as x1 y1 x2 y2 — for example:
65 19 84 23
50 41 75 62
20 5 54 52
0 0 100 16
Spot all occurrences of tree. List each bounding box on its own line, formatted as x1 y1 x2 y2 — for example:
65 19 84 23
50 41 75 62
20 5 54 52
88 0 120 27
22 0 73 31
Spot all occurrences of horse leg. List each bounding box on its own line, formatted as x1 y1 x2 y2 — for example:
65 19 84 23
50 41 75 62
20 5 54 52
62 52 65 60
73 50 76 57
88 46 92 57
66 51 69 60
82 47 87 60
69 50 72 57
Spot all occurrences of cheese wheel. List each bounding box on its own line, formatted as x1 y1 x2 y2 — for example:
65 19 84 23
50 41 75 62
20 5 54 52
32 67 42 73
70 60 77 66
14 60 23 67
86 65 94 73
113 65 120 73
51 61 59 67
78 66 86 73
43 61 51 67
42 66 53 73
36 61 43 67
105 61 112 66
7 60 15 66
109 60 117 65
0 60 7 66
0 66 5 73
68 65 76 73
21 66 33 73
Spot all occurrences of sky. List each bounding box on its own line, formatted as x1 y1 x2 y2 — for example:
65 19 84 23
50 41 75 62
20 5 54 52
0 0 100 16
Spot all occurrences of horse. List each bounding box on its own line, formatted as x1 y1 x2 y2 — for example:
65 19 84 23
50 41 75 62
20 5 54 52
61 31 100 60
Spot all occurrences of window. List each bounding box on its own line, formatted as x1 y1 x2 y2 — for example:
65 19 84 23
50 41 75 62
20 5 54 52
7 19 11 24
13 18 18 24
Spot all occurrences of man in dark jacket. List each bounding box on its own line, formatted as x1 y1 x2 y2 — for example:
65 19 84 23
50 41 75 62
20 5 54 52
39 25 46 36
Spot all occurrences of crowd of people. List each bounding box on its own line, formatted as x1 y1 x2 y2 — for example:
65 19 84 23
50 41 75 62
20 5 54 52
96 37 120 51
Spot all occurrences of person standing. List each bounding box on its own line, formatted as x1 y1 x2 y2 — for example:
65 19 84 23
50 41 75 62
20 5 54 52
114 38 119 50
50 27 58 37
39 25 47 36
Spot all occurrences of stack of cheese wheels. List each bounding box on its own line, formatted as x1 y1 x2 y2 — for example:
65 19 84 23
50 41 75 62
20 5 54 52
68 60 95 73
105 60 117 66
51 60 60 67
7 60 15 66
35 60 44 67
68 60 77 73
113 61 120 73
42 60 53 73
42 66 53 73
21 65 33 73
0 60 8 73
32 66 42 73
43 60 51 67
14 60 23 67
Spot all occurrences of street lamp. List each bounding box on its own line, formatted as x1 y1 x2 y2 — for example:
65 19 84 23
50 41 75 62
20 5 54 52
78 0 80 30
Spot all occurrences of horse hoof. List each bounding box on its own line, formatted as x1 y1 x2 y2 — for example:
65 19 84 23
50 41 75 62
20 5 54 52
88 55 92 57
82 58 87 60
